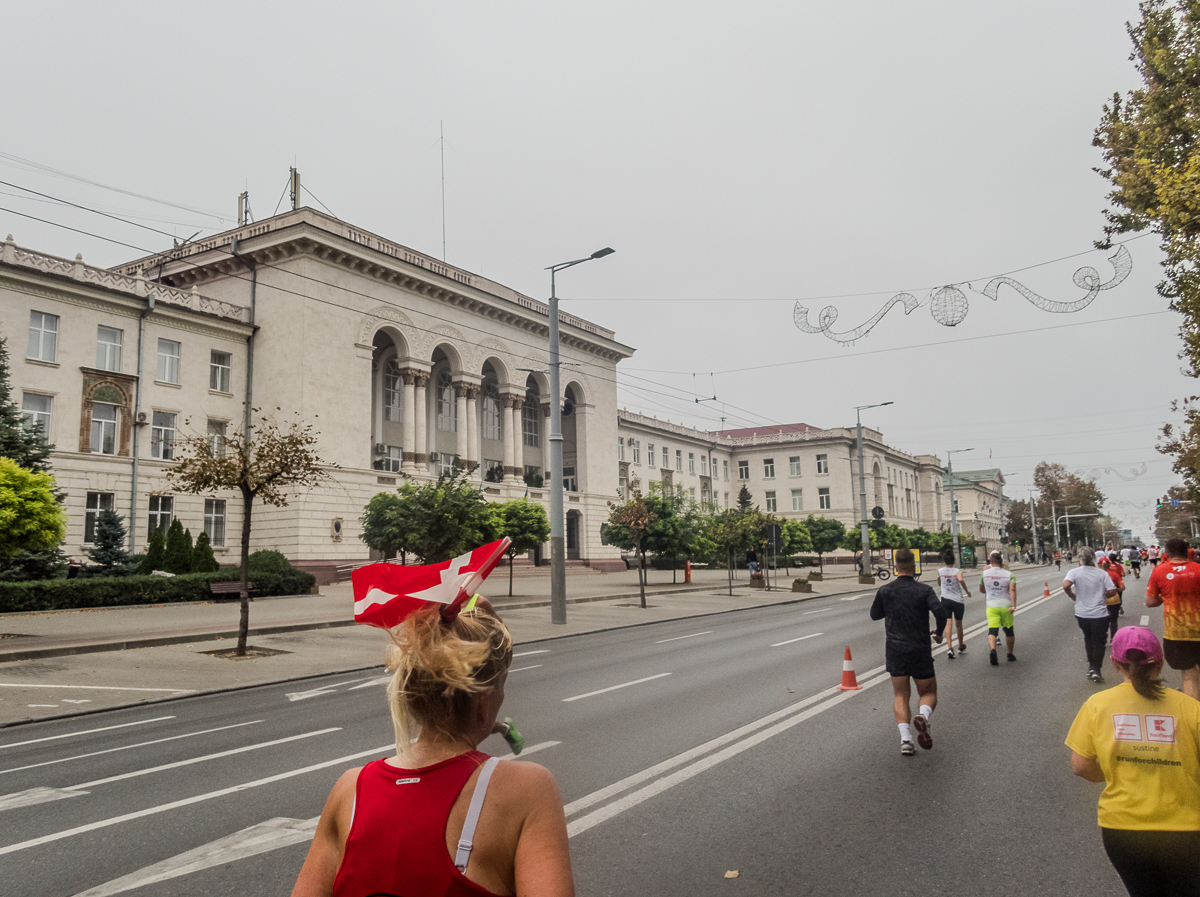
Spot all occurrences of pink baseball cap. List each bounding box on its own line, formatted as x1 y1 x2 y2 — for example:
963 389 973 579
1112 626 1164 664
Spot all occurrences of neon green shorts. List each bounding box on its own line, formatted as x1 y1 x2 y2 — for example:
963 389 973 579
986 606 1015 629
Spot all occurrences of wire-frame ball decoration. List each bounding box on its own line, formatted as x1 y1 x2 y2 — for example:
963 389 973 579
930 285 969 327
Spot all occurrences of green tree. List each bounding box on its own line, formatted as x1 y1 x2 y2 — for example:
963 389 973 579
485 499 551 597
0 457 65 558
192 530 220 573
709 509 755 595
140 526 166 574
805 515 846 574
645 483 696 584
736 484 753 511
0 337 53 474
88 509 131 571
603 490 655 607
169 410 335 656
162 518 192 574
386 466 489 564
359 492 411 562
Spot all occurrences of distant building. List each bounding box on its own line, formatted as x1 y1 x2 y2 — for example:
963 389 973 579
942 469 1009 560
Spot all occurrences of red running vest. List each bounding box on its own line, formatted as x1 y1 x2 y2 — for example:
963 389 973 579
332 751 505 897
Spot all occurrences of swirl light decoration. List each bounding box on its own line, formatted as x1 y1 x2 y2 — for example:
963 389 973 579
1073 462 1149 483
794 246 1133 345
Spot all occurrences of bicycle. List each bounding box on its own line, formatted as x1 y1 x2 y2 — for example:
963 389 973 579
860 564 891 581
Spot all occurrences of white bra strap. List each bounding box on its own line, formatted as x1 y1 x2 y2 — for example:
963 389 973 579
454 756 501 873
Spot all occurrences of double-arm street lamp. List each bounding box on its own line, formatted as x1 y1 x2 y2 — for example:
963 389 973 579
855 402 893 574
945 448 973 566
547 247 615 625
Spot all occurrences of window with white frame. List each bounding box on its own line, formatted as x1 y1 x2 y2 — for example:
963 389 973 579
816 453 829 474
723 460 729 481
440 453 457 474
150 411 176 460
661 446 669 468
618 437 625 461
524 464 540 482
28 311 58 362
157 339 181 384
724 492 730 508
21 393 52 442
522 394 540 446
647 443 654 466
563 466 578 492
690 487 696 500
84 492 115 543
383 358 403 421
91 403 117 454
791 489 803 511
204 499 226 547
763 458 775 478
381 445 402 473
207 419 227 457
688 452 695 474
97 326 122 372
484 458 503 479
765 491 777 512
482 382 502 441
437 372 457 431
738 460 749 480
818 487 831 510
632 439 640 465
209 350 232 392
700 456 708 476
675 450 682 472
618 467 627 497
789 456 801 476
148 495 173 534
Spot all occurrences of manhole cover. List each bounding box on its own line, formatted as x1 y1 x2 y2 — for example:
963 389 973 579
200 646 292 660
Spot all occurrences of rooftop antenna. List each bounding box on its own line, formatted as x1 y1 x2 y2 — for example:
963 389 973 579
289 167 300 211
440 121 447 261
237 191 253 227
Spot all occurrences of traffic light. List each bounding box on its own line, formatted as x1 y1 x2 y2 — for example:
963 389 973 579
1157 497 1163 509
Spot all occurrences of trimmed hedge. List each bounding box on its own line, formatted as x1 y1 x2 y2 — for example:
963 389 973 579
0 563 317 614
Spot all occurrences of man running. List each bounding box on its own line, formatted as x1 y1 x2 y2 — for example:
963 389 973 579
1146 538 1200 700
1065 549 1119 682
870 548 948 756
1054 550 1062 572
980 550 1018 665
1098 552 1125 642
1129 548 1142 579
937 548 969 657
1148 544 1160 567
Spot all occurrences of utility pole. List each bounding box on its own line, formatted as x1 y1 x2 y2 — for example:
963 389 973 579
1029 491 1038 558
1051 498 1060 555
946 448 973 567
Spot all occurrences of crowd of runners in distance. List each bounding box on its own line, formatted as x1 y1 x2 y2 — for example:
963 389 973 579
869 539 1200 896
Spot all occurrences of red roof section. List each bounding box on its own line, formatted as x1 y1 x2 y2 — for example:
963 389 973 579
713 422 821 438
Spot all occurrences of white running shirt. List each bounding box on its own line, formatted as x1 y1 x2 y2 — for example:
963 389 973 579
980 566 1016 607
1065 565 1114 619
938 567 964 602
1120 548 1132 561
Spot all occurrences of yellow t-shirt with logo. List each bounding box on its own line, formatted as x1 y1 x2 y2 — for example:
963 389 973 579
1066 682 1200 830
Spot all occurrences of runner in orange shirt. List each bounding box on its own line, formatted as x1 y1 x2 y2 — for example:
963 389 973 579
1145 538 1200 700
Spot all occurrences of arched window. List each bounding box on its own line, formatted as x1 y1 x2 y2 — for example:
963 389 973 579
437 371 457 431
522 393 540 446
383 358 403 422
482 381 502 441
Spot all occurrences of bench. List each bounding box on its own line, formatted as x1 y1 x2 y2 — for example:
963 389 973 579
210 581 255 602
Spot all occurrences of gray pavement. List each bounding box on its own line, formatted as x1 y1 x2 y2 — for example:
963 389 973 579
0 564 1042 726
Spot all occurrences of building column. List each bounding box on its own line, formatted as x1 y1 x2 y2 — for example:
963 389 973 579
455 385 469 464
464 385 480 468
509 398 523 476
401 371 417 471
413 374 429 472
501 396 516 477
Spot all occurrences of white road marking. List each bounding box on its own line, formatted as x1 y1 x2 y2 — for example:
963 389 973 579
0 720 264 777
0 787 87 812
655 631 713 644
562 673 672 703
508 665 543 673
28 704 58 708
513 649 551 657
771 633 823 647
501 741 560 759
286 675 383 701
1140 615 1150 626
347 675 392 690
802 608 833 615
60 700 92 704
0 717 175 750
0 744 392 857
0 683 194 693
69 816 320 897
840 593 868 601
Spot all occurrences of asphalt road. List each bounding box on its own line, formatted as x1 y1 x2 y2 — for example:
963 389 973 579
0 565 1150 896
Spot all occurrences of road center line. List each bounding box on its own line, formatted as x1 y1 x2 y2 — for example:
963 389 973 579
562 673 671 703
0 720 264 777
513 650 551 657
0 744 393 857
0 717 176 751
802 608 833 615
508 665 542 673
655 631 713 644
771 633 823 647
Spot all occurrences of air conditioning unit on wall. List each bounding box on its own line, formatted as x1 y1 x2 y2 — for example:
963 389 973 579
429 452 440 462
374 443 386 455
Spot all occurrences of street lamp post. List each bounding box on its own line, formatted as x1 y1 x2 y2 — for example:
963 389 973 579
855 402 893 575
546 247 614 625
946 448 973 567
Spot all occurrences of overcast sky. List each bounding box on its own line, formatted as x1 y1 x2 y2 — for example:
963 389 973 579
0 1 1181 540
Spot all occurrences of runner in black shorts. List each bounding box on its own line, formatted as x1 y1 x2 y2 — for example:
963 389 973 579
1129 552 1142 579
870 548 948 757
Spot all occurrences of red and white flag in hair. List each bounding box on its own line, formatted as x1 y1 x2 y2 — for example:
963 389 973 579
352 538 511 629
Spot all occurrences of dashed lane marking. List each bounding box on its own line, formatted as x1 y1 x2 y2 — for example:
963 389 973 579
513 650 551 657
562 673 672 703
508 665 543 673
655 631 713 644
770 633 824 647
0 717 175 751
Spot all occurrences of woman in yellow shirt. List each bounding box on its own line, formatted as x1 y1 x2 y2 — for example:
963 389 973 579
1066 626 1200 897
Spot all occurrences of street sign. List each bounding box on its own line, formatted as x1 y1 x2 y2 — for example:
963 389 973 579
1171 499 1182 507
871 506 885 520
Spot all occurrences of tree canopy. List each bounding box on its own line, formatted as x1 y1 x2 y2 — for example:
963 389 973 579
0 336 53 474
0 457 65 557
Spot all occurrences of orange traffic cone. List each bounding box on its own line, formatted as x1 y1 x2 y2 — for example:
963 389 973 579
836 646 863 691
1044 581 1051 597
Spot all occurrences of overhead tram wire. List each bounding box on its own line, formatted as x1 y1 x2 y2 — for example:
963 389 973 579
0 189 219 231
0 180 201 241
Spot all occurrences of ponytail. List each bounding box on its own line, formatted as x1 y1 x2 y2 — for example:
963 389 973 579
1113 648 1165 700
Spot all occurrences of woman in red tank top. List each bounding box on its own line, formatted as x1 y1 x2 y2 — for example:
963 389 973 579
291 599 574 897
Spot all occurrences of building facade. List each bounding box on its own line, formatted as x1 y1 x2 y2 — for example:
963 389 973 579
942 468 1008 560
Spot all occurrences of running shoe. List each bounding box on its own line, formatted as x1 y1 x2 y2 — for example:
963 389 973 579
913 715 933 750
990 649 999 666
1087 668 1099 682
900 740 915 756
957 644 967 653
947 648 955 659
1007 653 1017 662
